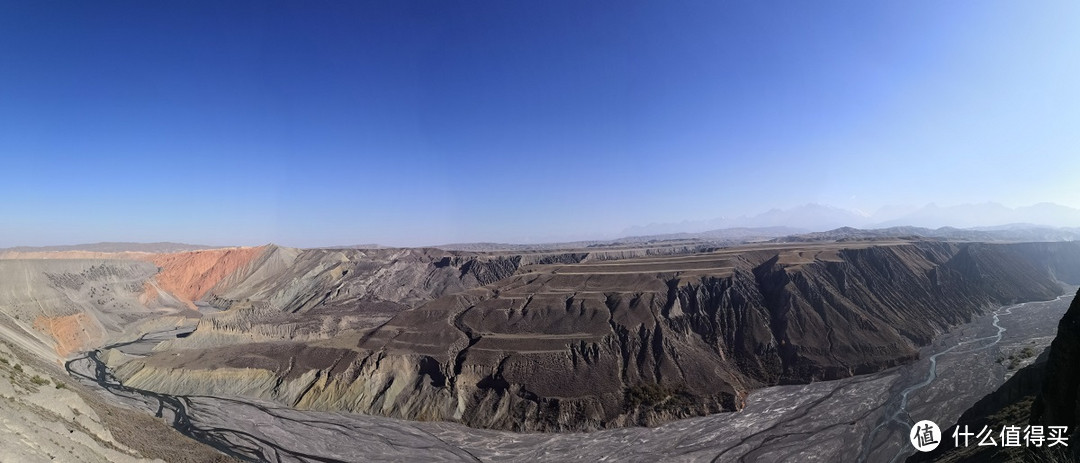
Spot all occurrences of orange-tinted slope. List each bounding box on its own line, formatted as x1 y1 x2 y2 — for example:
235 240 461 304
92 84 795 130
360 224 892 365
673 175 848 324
148 246 264 305
33 313 103 357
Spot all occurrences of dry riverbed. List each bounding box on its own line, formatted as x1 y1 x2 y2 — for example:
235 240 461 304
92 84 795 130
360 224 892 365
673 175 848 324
58 293 1073 462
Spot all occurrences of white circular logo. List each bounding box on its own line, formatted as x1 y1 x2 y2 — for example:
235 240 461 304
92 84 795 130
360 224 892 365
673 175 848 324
910 420 941 452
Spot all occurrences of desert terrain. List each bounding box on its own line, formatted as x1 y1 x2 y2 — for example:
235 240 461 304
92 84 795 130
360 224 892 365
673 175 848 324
2 236 1079 461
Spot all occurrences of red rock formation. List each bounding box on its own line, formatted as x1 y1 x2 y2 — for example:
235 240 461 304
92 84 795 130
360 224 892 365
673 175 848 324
148 247 265 307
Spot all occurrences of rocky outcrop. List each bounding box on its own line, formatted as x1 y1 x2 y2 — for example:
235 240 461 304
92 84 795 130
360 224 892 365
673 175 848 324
909 288 1080 463
908 353 1051 462
170 247 593 349
116 241 1080 432
202 246 543 314
1031 288 1080 441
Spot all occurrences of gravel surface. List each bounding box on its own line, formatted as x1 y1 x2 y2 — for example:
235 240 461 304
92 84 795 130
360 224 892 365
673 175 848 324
64 293 1073 462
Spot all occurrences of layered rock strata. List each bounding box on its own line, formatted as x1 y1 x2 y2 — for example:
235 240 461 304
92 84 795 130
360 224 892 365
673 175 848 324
116 241 1080 431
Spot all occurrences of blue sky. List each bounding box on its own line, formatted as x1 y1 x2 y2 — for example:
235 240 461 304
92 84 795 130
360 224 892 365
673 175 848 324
2 1 1078 247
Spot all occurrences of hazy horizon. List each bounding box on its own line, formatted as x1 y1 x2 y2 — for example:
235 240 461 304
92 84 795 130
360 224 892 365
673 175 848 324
4 200 1080 249
3 2 1079 248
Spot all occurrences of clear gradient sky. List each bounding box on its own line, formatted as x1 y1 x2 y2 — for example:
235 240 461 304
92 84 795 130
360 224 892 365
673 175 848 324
2 1 1079 247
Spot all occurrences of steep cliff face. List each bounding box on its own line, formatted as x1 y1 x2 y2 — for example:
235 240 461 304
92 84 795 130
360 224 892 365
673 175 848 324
165 246 586 349
1031 288 1080 436
909 354 1052 462
115 241 1080 432
0 244 589 361
1007 242 1080 285
201 246 577 314
911 287 1080 463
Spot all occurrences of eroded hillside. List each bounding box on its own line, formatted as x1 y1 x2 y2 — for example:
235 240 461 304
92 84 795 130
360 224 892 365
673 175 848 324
112 240 1080 432
0 245 575 360
0 258 190 358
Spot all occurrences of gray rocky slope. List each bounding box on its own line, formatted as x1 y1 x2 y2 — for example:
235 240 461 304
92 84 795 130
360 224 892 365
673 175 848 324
111 240 1080 432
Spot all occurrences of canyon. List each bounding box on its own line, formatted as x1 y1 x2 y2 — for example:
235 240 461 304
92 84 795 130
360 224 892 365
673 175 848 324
2 236 1079 461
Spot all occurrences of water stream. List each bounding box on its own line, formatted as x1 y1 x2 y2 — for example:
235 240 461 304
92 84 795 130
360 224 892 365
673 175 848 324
65 294 1073 462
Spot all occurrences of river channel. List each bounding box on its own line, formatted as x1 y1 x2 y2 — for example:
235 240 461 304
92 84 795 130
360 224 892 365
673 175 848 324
66 293 1074 462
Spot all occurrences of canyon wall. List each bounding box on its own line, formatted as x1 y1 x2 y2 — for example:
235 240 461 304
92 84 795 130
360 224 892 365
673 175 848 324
115 241 1080 432
1031 288 1080 440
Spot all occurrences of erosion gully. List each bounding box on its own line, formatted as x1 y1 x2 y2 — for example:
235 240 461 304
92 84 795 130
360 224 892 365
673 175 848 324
66 293 1074 462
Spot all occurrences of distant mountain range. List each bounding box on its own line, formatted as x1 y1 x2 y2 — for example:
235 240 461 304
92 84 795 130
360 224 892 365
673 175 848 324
623 202 1080 236
434 227 806 252
8 203 1080 253
771 225 1080 243
0 242 221 254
